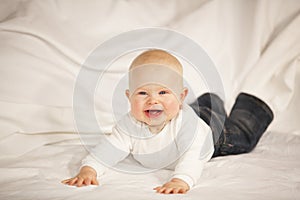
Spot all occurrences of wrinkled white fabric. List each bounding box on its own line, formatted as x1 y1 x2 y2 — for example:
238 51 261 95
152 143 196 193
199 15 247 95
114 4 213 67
0 0 300 199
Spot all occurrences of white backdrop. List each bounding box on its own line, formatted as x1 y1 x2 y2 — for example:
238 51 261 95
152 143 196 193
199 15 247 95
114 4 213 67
0 0 299 199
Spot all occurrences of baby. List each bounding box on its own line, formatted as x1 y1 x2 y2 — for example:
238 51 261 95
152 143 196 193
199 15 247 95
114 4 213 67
62 49 274 194
62 49 215 194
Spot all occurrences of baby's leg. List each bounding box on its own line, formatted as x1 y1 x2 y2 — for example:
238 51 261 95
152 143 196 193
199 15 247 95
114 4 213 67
190 93 227 117
218 93 274 156
189 93 227 156
190 92 274 157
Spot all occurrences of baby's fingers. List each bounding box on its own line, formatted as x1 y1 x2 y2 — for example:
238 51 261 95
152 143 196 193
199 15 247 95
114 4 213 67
76 177 85 187
61 177 78 185
173 188 180 194
84 178 92 186
91 178 99 185
178 188 187 194
61 179 70 184
164 187 173 194
68 177 79 186
153 186 162 192
157 187 167 193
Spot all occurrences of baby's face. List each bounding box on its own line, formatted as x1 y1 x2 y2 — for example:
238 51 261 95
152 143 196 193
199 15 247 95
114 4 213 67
127 84 184 133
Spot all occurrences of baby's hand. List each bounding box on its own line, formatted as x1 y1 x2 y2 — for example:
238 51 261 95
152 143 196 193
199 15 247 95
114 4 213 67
153 178 189 194
61 166 99 187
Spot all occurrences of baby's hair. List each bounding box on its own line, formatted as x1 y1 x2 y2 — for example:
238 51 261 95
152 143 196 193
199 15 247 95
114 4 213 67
130 49 183 75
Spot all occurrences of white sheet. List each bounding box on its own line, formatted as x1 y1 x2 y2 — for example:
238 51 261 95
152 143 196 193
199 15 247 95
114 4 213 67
0 0 299 199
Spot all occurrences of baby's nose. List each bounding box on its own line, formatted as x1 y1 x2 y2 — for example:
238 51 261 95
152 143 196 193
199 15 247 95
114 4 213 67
148 94 159 104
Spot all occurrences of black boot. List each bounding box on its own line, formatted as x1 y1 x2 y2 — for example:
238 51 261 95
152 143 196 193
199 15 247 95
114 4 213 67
217 92 274 156
190 93 227 148
190 93 226 117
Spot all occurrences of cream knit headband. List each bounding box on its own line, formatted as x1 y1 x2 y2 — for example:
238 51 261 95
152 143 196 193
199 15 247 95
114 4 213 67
128 64 183 96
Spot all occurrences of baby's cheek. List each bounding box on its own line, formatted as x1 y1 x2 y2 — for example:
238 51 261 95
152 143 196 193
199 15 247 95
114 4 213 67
168 98 181 109
166 103 180 118
130 104 144 119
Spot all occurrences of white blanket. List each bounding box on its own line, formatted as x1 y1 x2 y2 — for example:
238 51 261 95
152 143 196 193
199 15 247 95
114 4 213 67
0 0 299 199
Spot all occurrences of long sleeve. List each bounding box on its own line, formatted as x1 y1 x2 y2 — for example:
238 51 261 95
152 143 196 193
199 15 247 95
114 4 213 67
81 126 132 177
171 118 214 188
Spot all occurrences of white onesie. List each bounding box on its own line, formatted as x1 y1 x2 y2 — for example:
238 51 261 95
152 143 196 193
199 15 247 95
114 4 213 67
81 104 214 188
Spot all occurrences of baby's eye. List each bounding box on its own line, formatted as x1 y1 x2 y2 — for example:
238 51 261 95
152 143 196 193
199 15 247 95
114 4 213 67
159 90 168 95
138 91 147 95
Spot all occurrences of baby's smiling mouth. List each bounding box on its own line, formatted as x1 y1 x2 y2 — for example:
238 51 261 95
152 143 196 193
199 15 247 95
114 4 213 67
144 109 163 118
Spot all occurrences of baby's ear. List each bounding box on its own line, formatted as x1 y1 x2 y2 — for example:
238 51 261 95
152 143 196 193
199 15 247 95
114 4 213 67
125 89 130 99
180 87 188 102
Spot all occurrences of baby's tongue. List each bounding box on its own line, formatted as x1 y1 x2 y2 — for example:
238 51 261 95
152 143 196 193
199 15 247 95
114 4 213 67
148 110 162 117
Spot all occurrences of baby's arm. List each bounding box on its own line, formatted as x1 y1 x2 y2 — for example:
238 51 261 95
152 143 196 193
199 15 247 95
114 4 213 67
62 126 131 187
61 166 99 187
154 118 214 194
